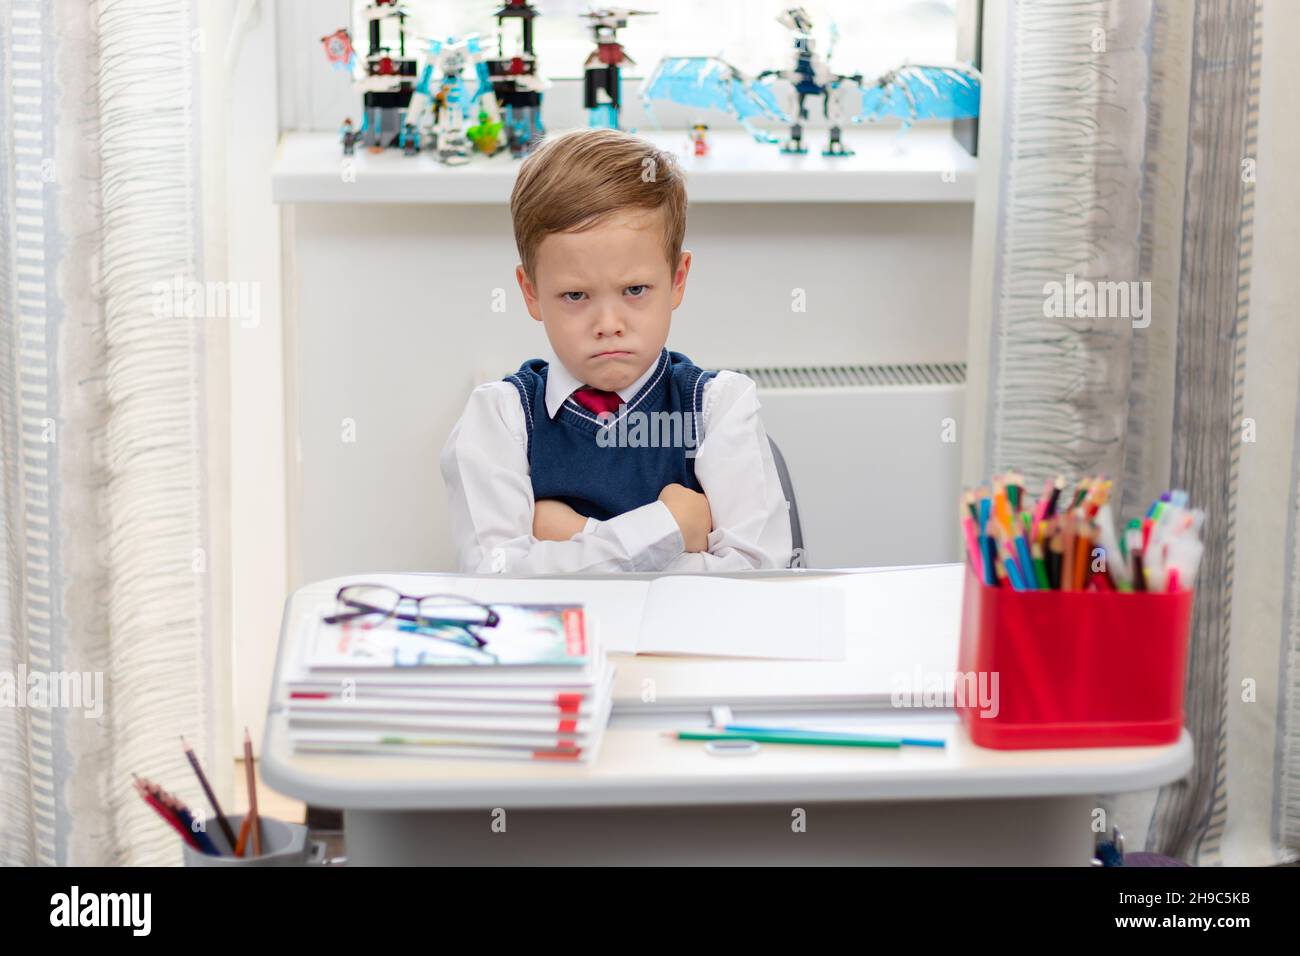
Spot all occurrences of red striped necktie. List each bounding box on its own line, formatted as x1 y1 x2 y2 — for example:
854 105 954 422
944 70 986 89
571 386 624 416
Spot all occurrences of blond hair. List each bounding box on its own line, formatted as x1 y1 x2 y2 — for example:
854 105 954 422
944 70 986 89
509 128 687 280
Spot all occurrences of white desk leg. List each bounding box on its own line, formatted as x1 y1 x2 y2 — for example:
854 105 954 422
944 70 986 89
343 797 1095 865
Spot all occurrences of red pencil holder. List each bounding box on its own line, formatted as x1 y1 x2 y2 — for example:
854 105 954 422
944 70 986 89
956 563 1194 749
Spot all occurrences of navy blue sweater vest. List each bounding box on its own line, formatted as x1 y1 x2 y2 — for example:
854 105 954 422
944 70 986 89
505 349 717 521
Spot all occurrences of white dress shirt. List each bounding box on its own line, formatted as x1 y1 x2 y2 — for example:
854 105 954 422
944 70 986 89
440 351 793 574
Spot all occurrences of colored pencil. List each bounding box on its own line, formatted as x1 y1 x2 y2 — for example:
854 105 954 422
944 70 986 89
1031 538 1049 590
964 474 1202 593
134 777 200 849
962 514 982 578
167 794 222 856
722 724 946 748
243 728 262 857
1073 522 1091 591
1015 533 1037 590
1061 513 1076 592
982 535 999 586
181 735 237 850
666 730 902 749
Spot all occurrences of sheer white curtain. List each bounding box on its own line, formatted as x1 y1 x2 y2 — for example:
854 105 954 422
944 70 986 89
0 0 224 865
964 0 1299 865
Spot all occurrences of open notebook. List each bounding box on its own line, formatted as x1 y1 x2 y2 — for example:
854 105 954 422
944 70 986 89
434 575 845 660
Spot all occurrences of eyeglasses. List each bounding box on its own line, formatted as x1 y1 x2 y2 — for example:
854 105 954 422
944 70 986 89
324 584 500 649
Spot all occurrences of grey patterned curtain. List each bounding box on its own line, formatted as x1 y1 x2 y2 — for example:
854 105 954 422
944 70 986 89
964 0 1299 864
0 0 219 865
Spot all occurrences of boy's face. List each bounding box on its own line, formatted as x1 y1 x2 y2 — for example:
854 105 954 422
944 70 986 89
516 208 690 393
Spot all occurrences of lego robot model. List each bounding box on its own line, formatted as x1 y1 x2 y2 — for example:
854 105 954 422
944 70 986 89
581 7 655 130
755 7 856 155
486 0 549 157
406 34 506 165
322 0 418 152
641 6 981 156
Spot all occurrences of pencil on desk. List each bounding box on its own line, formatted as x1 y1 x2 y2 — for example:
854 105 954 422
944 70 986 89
667 730 902 749
243 728 262 857
182 735 238 851
723 724 946 748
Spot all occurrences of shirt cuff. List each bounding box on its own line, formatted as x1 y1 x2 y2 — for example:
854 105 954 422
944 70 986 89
599 500 685 570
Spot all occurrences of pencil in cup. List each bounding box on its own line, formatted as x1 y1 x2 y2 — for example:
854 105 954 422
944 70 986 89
181 735 238 850
242 727 262 857
133 777 200 851
963 475 1201 594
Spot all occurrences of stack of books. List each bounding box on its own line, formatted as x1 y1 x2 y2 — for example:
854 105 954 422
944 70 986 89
284 603 612 763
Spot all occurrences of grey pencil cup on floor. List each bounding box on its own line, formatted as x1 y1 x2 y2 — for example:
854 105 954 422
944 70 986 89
182 814 324 867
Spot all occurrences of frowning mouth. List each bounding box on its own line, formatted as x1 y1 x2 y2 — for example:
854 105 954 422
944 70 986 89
592 350 632 358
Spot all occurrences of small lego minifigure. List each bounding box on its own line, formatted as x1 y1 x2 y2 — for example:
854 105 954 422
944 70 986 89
340 118 357 156
468 109 505 156
690 121 709 157
400 121 420 155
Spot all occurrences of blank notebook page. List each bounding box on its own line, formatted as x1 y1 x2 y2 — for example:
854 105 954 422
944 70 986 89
449 575 845 660
637 576 845 660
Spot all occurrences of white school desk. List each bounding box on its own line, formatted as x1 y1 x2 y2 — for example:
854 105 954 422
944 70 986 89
260 564 1193 865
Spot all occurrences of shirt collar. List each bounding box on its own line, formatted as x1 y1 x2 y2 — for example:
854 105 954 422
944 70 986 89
544 348 666 419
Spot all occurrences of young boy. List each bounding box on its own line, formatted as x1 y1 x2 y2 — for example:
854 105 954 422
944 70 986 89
441 128 792 573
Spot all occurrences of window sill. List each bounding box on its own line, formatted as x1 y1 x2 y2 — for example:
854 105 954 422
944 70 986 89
272 128 977 205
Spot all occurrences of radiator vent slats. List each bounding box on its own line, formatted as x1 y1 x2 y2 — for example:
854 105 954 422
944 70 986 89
735 362 967 389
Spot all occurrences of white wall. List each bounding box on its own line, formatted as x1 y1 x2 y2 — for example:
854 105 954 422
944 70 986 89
217 1 288 749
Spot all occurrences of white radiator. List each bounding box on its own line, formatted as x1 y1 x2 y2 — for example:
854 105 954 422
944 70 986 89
738 363 966 570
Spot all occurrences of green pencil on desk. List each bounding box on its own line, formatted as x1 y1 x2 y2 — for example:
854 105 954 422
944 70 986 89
666 730 903 749
724 724 946 748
